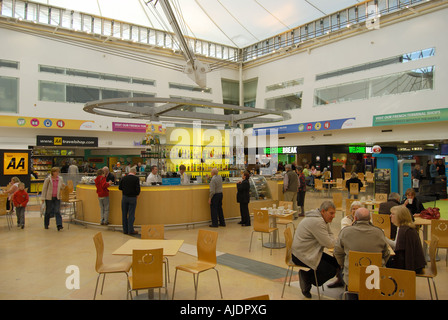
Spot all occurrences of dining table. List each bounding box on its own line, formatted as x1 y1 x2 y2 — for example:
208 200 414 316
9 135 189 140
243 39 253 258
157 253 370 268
414 216 439 261
259 207 296 249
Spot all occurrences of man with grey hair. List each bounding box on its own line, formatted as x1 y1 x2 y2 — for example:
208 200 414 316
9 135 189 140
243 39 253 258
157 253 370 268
379 192 401 239
283 164 299 216
334 207 391 289
291 200 339 298
209 168 225 228
103 166 115 184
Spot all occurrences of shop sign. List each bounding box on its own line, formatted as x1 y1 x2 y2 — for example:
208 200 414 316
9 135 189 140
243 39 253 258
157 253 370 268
37 135 98 147
372 108 448 126
253 117 356 136
264 146 297 154
3 152 29 175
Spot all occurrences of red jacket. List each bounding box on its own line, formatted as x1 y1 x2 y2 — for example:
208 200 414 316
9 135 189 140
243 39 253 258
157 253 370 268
12 189 29 207
95 175 110 197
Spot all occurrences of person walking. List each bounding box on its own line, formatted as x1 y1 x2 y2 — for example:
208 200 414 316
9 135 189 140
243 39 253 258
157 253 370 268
296 166 306 217
41 167 66 231
119 167 140 235
95 168 113 225
12 182 29 229
236 171 251 226
283 164 299 213
209 168 225 227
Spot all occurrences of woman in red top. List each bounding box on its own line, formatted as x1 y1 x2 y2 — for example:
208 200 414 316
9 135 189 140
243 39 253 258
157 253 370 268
12 182 29 229
95 169 112 225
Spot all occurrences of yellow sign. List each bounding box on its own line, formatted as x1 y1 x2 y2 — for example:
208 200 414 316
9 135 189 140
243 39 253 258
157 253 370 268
54 137 63 145
3 153 29 175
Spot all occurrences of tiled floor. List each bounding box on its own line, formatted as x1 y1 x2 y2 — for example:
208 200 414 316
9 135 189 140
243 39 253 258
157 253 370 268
0 189 446 301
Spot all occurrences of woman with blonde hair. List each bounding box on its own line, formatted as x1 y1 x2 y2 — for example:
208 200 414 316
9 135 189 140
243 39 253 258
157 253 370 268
386 205 426 273
41 167 66 231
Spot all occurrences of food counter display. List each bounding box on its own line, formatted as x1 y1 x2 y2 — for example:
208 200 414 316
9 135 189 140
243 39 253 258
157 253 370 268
75 177 275 227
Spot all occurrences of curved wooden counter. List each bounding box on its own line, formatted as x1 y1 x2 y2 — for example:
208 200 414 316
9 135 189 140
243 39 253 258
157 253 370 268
76 183 246 227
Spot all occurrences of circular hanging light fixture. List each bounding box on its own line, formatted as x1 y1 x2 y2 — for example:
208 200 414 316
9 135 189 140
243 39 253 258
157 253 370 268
84 97 291 127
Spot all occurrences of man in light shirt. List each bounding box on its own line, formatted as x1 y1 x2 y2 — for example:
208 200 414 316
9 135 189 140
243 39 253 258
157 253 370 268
209 168 225 228
146 165 162 185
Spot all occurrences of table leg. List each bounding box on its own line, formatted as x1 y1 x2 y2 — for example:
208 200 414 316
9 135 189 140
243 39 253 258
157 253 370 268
262 217 285 249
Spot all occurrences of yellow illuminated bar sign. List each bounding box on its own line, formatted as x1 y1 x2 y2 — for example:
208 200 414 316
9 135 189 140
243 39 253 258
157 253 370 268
3 152 29 175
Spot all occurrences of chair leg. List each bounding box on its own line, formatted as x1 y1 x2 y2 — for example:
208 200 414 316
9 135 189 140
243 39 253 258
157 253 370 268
432 278 438 300
172 269 179 300
314 270 321 300
93 274 101 300
427 278 433 300
249 231 254 252
281 266 291 298
214 268 223 299
100 273 106 294
193 274 199 300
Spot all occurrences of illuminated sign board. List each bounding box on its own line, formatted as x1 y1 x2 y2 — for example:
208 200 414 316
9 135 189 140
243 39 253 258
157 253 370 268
264 147 297 154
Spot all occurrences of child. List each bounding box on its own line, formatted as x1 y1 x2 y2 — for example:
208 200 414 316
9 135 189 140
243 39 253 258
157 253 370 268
12 182 29 229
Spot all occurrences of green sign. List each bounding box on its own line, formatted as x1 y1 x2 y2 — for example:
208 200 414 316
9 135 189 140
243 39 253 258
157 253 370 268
373 108 448 126
264 146 297 154
349 146 366 153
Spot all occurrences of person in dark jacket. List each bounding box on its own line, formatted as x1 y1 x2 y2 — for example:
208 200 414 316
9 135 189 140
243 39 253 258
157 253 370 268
386 206 426 274
345 172 363 199
296 166 306 217
119 168 141 235
236 171 251 226
378 192 401 239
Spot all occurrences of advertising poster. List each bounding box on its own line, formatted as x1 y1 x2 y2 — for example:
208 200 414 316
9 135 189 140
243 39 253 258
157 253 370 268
374 168 391 194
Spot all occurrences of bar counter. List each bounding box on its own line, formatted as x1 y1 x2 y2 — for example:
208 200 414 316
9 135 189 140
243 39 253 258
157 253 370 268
76 183 274 227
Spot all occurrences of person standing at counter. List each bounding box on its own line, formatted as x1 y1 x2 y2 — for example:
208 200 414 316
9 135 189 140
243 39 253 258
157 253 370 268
119 167 140 235
179 165 190 185
209 168 225 228
41 167 66 231
146 165 162 185
236 171 251 227
102 166 115 184
95 169 113 225
283 164 299 213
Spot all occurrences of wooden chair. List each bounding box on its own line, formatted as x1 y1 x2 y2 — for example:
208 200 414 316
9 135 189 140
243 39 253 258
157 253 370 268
140 225 170 283
172 229 223 300
332 193 343 214
357 173 365 181
281 228 310 298
314 179 324 194
345 198 356 216
277 201 295 231
244 294 270 300
249 209 278 255
127 248 166 300
349 183 359 197
342 251 382 299
374 193 388 203
334 178 344 190
365 172 374 183
93 232 132 300
430 219 448 266
0 194 12 230
359 266 416 300
417 236 439 300
371 214 392 239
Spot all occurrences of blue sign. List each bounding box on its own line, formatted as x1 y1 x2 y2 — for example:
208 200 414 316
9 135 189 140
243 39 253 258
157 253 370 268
162 178 181 186
253 118 356 136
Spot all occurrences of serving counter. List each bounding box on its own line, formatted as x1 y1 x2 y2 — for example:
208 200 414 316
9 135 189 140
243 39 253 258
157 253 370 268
76 182 275 227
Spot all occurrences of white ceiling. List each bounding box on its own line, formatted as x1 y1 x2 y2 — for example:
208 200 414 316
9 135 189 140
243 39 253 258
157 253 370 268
33 0 363 47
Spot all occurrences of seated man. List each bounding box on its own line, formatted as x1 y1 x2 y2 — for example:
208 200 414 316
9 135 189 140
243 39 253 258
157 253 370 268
291 201 339 298
333 207 391 289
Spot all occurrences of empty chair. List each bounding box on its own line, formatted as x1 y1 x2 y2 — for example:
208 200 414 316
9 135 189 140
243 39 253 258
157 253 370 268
93 232 132 300
371 214 392 239
172 229 223 300
249 209 278 255
141 224 170 283
127 248 166 300
342 251 382 299
332 193 343 214
0 194 13 230
430 219 448 266
277 201 295 231
359 266 416 300
374 193 388 203
334 178 344 190
417 236 439 300
314 179 324 194
345 198 356 216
